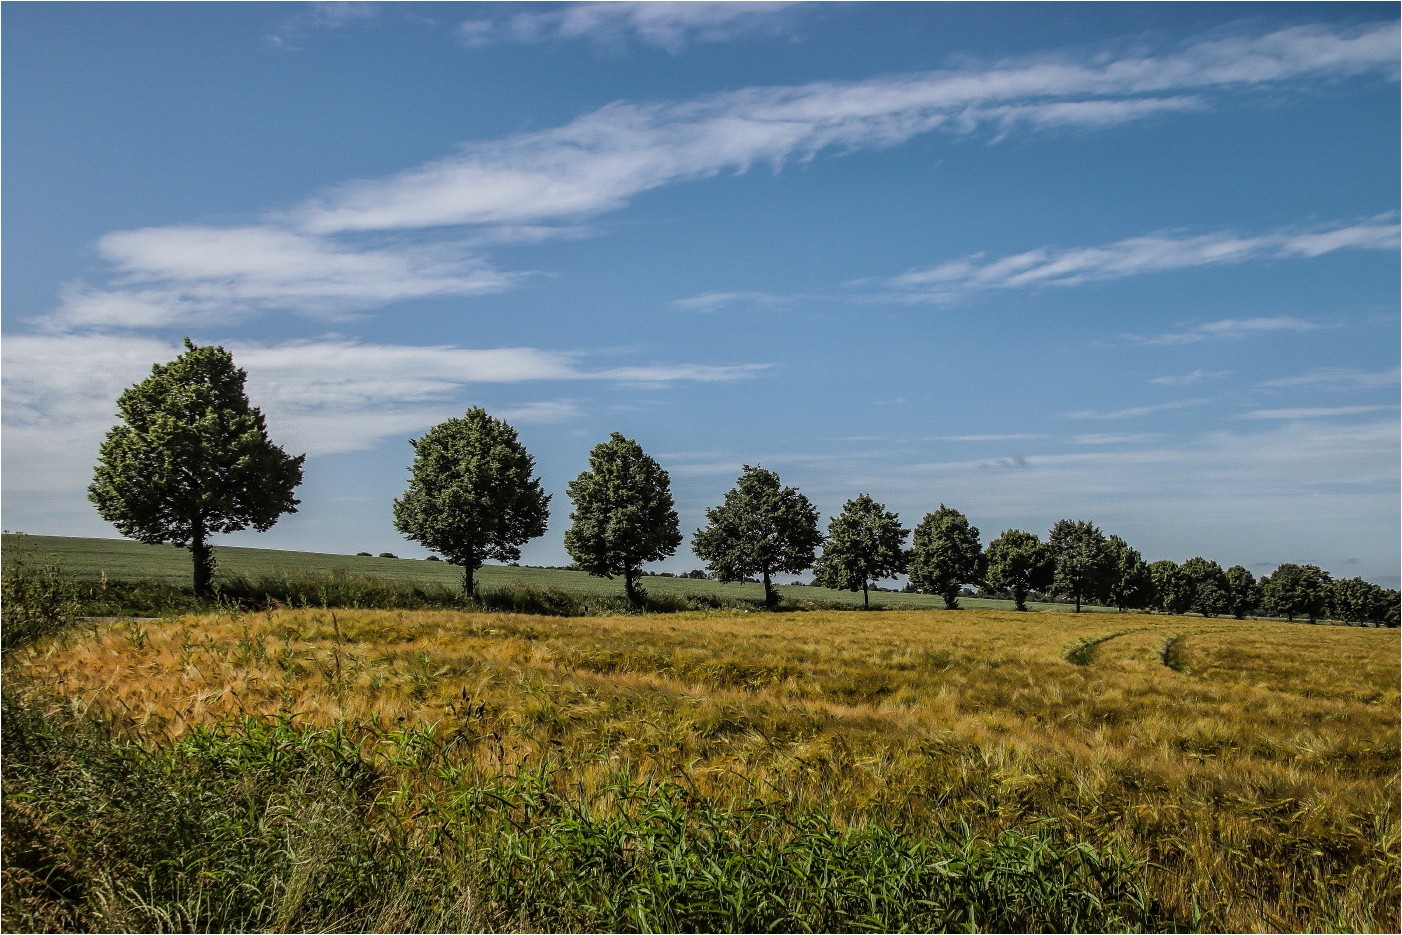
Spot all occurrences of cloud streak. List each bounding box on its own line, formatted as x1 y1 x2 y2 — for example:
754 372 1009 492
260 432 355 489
457 2 805 52
876 217 1399 302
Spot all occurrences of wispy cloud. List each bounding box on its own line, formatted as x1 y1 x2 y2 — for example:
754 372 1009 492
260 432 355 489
669 291 799 313
1238 405 1395 420
457 2 806 52
932 433 1051 443
1260 367 1400 389
1065 399 1208 420
1148 369 1229 385
874 217 1398 302
41 21 1397 332
296 21 1398 234
266 2 380 50
1128 316 1323 346
52 226 513 330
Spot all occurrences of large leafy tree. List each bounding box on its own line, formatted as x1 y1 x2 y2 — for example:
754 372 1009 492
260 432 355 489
1224 565 1262 620
812 494 908 610
691 466 822 609
1148 560 1193 615
983 529 1054 612
1048 519 1111 612
1103 535 1152 612
88 339 304 598
1330 576 1384 626
1261 563 1332 623
908 505 984 610
1180 556 1230 617
564 433 682 609
393 408 550 597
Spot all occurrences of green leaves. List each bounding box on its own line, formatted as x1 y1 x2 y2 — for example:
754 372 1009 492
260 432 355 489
812 494 907 609
1048 519 1112 612
392 408 550 595
984 529 1053 612
564 433 682 607
908 505 984 610
692 466 822 608
88 340 304 597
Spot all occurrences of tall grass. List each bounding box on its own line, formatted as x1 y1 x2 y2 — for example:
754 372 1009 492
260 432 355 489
2 693 1159 933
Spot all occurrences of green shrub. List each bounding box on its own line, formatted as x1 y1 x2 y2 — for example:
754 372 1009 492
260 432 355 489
1 561 81 653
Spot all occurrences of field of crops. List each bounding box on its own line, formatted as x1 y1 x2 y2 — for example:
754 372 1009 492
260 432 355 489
5 602 1397 932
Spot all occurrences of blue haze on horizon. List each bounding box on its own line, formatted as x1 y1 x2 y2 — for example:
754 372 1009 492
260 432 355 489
3 2 1398 588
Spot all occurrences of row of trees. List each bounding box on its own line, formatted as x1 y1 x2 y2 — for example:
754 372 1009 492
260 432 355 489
90 342 1398 625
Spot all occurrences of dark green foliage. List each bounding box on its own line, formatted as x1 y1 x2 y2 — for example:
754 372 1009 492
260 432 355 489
812 494 908 610
1148 560 1193 615
1 561 81 653
983 529 1053 612
2 694 1161 934
87 340 304 598
1261 563 1332 623
908 506 985 610
564 433 683 609
1224 566 1261 620
393 408 550 596
692 466 822 608
1382 589 1401 628
1180 557 1230 618
1048 519 1111 612
1330 576 1386 626
1104 535 1153 613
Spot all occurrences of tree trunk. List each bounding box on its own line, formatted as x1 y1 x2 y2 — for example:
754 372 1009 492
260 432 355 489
624 568 644 610
762 567 775 609
862 580 870 610
1013 586 1028 612
1074 591 1082 613
190 528 215 600
462 562 475 599
942 589 959 610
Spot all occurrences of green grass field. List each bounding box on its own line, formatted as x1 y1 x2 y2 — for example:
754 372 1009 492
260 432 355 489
2 532 1108 613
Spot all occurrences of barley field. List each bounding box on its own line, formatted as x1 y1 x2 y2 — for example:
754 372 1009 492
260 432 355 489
5 605 1397 932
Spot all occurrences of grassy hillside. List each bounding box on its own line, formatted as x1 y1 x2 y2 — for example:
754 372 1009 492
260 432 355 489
2 532 1103 613
5 605 1397 931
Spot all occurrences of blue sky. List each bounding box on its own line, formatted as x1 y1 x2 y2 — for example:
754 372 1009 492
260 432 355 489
4 2 1398 587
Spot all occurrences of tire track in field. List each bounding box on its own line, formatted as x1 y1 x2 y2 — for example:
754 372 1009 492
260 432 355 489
1064 628 1148 666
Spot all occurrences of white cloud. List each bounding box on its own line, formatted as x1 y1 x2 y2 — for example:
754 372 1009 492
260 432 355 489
52 227 513 330
878 218 1398 302
932 433 1052 443
669 291 798 313
295 21 1399 234
1130 316 1323 346
1064 399 1209 421
457 2 805 52
1148 369 1229 385
1261 367 1400 389
1237 405 1395 420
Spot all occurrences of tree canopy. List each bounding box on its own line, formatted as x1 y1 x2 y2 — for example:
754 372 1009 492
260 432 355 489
812 494 908 609
984 529 1054 612
1104 535 1153 612
1180 556 1230 617
691 466 822 608
392 408 550 596
1224 565 1262 620
564 433 682 608
1148 560 1193 615
908 505 984 610
1261 563 1332 623
1048 519 1111 612
88 339 304 598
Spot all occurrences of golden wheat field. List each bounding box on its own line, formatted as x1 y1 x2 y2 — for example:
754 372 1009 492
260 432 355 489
11 607 1399 931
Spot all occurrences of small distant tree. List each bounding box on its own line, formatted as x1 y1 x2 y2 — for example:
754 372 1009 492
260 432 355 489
1148 560 1193 615
908 505 985 610
393 408 550 597
1180 556 1230 617
1103 534 1152 612
1261 563 1332 623
812 494 908 609
984 529 1054 612
1330 576 1383 626
1224 565 1261 619
1048 519 1111 612
564 433 682 609
692 466 822 609
88 339 304 599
